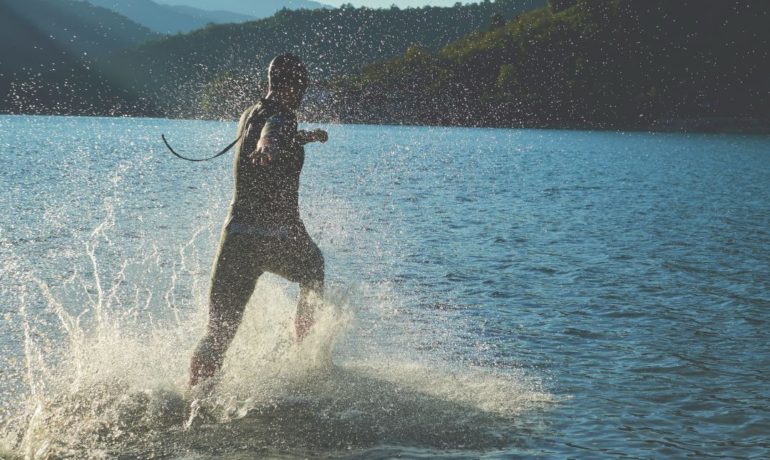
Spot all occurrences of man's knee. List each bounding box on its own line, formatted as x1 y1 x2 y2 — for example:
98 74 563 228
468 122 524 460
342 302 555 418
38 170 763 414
306 248 324 286
296 238 324 284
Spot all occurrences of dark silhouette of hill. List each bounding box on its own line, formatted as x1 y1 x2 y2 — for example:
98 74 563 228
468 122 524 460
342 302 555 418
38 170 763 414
327 0 770 131
0 0 160 115
6 0 763 132
1 0 157 64
85 0 256 34
106 0 545 118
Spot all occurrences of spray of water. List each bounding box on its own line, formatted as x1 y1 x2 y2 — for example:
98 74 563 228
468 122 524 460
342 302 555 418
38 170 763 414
0 126 553 459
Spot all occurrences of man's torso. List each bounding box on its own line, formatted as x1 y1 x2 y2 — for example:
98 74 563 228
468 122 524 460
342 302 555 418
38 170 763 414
228 98 305 234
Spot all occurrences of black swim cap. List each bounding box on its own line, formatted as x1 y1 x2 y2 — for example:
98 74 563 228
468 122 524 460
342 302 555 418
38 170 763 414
268 54 308 92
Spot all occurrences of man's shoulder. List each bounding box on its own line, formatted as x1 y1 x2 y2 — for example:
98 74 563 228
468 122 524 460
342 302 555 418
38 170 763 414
241 100 265 119
262 102 297 135
238 102 261 129
240 98 296 141
238 99 281 134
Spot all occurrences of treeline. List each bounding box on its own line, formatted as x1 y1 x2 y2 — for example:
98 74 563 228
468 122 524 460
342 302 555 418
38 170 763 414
326 0 770 131
1 0 544 118
2 0 546 118
104 0 544 119
3 0 767 131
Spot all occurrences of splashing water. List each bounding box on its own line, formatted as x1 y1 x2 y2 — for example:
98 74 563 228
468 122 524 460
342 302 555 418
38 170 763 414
0 116 551 459
1 219 550 459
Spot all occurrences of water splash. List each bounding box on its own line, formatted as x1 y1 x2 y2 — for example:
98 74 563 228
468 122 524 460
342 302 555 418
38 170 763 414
0 128 552 458
0 210 551 459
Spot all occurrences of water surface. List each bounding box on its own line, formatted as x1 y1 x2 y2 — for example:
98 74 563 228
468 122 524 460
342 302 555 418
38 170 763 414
1 115 769 458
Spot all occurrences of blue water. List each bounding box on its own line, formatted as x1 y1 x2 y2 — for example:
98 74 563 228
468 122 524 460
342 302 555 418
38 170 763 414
1 115 769 458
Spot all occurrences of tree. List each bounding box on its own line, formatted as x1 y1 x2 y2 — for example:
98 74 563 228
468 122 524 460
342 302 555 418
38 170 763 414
405 44 428 61
548 0 577 13
489 12 506 30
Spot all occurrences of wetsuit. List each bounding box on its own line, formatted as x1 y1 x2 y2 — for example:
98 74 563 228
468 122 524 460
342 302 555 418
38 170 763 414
193 98 323 371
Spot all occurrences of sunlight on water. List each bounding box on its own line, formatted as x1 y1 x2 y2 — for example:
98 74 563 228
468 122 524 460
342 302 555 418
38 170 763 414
7 116 767 458
0 127 552 458
0 238 550 458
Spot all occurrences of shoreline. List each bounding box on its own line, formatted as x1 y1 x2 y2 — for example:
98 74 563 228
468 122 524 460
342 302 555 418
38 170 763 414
2 111 769 135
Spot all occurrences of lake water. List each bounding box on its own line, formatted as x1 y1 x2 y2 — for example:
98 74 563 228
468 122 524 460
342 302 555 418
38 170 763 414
1 115 769 459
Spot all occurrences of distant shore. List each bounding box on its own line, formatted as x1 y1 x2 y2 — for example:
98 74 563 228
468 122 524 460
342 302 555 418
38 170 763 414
321 113 770 135
3 111 770 135
649 117 770 135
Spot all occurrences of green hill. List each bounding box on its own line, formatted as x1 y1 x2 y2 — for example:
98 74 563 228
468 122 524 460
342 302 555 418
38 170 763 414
327 0 770 130
9 0 758 130
0 0 160 115
105 0 546 118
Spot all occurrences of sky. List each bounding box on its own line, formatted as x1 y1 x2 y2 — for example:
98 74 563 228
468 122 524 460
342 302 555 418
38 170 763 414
157 1 474 10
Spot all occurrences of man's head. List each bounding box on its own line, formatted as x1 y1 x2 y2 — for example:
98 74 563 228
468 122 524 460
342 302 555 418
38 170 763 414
268 54 308 105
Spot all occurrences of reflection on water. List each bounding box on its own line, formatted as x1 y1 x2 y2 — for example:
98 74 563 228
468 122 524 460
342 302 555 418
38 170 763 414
1 115 769 458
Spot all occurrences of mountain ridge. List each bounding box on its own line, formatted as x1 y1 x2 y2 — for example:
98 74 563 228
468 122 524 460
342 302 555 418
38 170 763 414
0 0 159 115
84 0 256 34
108 0 546 118
154 0 331 18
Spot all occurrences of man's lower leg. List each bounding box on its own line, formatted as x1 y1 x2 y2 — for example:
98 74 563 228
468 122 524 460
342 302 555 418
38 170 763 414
296 282 322 341
189 338 224 388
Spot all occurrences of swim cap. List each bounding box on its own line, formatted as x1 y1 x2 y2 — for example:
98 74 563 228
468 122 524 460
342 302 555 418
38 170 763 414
268 54 308 92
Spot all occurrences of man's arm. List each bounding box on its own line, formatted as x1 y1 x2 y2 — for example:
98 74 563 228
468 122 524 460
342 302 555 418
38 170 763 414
248 116 328 167
247 114 295 167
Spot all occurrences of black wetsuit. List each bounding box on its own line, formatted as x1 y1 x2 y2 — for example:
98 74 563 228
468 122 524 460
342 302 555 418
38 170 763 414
230 98 304 231
200 98 324 359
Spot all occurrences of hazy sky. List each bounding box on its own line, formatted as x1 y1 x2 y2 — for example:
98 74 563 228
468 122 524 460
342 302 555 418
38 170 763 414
157 1 475 10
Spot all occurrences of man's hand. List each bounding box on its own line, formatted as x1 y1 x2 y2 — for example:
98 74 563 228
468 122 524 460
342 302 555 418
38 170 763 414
248 136 274 166
311 129 329 143
296 129 328 145
248 148 272 166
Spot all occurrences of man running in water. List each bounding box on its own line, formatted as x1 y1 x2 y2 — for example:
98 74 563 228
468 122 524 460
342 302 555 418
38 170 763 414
189 54 327 388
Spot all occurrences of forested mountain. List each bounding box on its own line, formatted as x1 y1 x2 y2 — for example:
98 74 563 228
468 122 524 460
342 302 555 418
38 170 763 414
154 0 331 18
327 0 770 131
0 0 159 115
4 0 765 131
107 0 545 118
1 0 544 117
1 0 157 62
85 0 256 34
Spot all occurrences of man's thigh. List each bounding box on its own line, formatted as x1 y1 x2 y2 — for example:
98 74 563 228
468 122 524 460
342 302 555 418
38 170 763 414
265 230 324 285
209 233 265 321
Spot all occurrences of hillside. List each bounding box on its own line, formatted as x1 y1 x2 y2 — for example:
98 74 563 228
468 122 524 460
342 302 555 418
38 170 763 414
107 0 545 118
85 0 256 34
0 0 160 115
0 0 157 64
327 0 770 130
